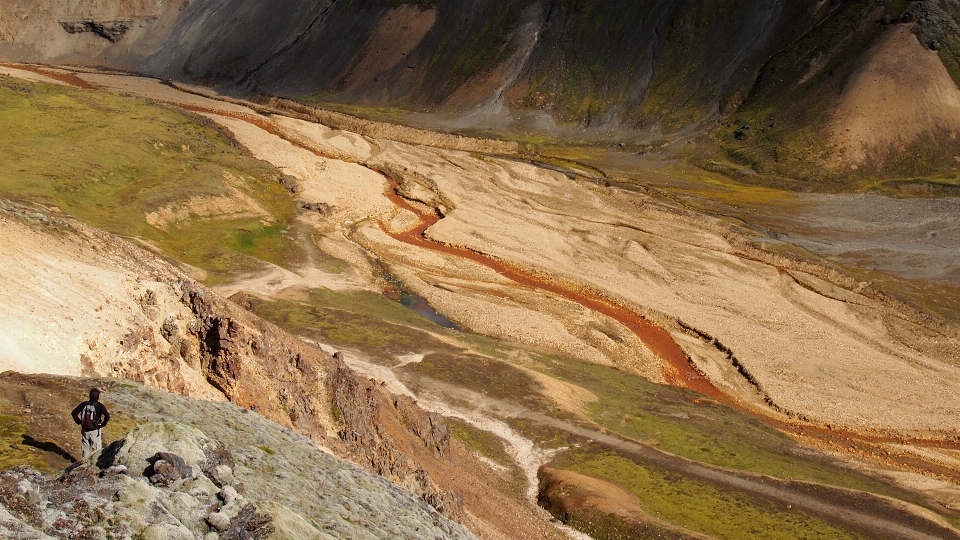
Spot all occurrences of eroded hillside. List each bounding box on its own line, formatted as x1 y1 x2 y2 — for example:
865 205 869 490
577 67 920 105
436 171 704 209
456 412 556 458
5 0 960 180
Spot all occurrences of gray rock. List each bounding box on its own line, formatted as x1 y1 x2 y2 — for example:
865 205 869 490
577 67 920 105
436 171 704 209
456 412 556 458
207 511 232 532
1 386 477 540
215 464 236 487
111 423 209 475
219 485 239 506
220 504 273 540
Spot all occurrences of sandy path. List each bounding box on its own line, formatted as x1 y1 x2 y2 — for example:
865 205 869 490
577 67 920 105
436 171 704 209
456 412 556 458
0 64 75 86
212 263 367 298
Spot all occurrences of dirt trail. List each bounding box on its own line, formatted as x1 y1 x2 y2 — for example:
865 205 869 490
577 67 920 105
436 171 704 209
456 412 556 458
0 63 95 88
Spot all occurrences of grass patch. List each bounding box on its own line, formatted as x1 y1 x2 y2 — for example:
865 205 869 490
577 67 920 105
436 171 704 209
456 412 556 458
403 353 551 409
0 75 304 283
505 417 576 449
448 419 525 500
448 419 510 465
529 353 930 505
238 289 459 357
298 99 413 125
552 446 869 540
0 403 52 473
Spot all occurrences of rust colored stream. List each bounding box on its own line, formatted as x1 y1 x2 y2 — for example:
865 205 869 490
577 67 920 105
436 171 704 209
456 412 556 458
0 64 96 89
380 179 960 472
380 178 724 398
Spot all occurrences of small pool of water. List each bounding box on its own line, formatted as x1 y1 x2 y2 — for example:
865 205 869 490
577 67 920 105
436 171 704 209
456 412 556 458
398 292 459 329
378 265 459 329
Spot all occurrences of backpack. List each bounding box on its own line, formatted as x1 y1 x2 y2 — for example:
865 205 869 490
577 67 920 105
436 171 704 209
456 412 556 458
81 404 97 431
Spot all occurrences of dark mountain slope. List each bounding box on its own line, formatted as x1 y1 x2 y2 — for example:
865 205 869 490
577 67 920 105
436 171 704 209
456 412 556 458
3 0 960 179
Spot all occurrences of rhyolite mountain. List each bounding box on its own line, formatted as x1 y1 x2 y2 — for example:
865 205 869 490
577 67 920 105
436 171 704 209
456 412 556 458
5 0 960 180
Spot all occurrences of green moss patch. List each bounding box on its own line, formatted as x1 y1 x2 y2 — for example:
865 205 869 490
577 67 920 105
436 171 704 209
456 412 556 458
238 288 459 357
0 75 304 283
528 353 934 507
551 447 870 540
0 406 52 473
402 353 551 409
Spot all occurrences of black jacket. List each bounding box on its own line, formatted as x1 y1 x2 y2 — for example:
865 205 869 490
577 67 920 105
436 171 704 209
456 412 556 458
71 401 110 432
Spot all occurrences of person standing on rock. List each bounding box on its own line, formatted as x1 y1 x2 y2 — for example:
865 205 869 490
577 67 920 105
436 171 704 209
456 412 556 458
71 388 110 460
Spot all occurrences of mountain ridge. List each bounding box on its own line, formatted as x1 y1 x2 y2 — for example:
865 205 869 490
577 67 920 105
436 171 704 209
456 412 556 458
5 0 960 180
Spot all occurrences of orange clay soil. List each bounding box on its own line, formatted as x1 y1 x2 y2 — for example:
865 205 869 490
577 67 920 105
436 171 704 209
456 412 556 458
0 64 97 89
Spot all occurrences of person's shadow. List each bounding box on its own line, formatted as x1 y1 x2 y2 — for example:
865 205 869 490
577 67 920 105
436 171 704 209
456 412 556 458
21 434 76 463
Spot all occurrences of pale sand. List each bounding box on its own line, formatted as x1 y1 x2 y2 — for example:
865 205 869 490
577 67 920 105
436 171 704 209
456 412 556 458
0 214 222 401
216 81 960 435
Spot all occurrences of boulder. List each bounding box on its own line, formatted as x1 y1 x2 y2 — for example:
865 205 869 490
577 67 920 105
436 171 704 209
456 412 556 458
148 452 196 486
109 423 210 477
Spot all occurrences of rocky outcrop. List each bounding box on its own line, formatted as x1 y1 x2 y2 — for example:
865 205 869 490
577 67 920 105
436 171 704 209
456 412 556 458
58 20 132 43
328 358 463 520
0 202 469 523
0 378 477 540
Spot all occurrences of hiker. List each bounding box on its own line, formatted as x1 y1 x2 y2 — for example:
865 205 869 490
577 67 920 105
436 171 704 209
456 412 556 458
71 388 110 460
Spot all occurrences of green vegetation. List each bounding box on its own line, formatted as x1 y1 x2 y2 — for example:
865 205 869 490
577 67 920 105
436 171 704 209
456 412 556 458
405 353 554 409
240 288 459 357
448 419 510 465
0 406 51 472
553 447 869 540
528 353 931 506
298 99 414 125
449 419 525 499
0 75 305 284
